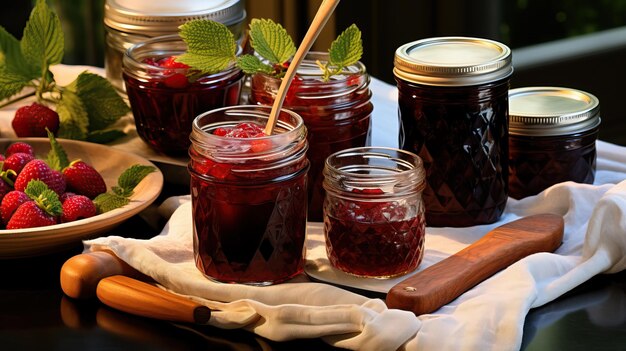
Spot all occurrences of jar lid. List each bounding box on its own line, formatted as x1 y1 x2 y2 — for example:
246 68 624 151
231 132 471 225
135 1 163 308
104 0 246 35
509 87 601 136
394 37 513 86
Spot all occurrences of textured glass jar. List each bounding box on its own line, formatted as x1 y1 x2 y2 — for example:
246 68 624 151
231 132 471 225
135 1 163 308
323 147 426 278
394 37 513 227
508 87 601 199
123 35 244 155
249 52 373 222
189 105 309 285
105 0 246 93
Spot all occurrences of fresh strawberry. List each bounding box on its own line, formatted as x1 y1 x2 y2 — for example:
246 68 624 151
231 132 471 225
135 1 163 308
63 161 107 199
60 192 77 203
12 103 60 137
48 170 67 195
5 142 35 157
61 195 96 223
0 191 30 224
0 178 10 202
6 201 57 229
14 160 59 194
3 152 35 175
0 154 5 162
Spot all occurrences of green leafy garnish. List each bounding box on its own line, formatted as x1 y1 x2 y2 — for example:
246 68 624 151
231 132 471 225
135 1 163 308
177 20 238 74
320 24 363 81
93 165 156 213
236 19 295 77
0 0 129 143
45 129 70 171
24 180 63 217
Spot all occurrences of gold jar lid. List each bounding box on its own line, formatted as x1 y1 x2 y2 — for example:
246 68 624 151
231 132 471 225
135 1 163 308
509 87 601 136
394 37 513 86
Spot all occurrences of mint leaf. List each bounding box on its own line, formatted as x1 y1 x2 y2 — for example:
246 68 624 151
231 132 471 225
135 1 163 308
236 54 274 75
178 20 236 73
45 129 70 171
20 0 64 72
25 180 62 216
24 180 49 199
248 19 295 64
0 71 30 100
57 90 89 140
328 24 363 68
66 72 129 131
93 192 130 214
87 129 126 144
0 27 39 79
113 165 156 197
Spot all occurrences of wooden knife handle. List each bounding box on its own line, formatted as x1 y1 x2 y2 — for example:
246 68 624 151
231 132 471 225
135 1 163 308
386 214 564 315
60 251 149 299
97 275 211 324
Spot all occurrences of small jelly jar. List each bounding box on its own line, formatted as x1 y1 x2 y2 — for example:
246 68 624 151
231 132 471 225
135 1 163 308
249 52 373 222
394 37 513 227
323 147 426 278
123 35 244 155
189 105 310 285
508 87 601 199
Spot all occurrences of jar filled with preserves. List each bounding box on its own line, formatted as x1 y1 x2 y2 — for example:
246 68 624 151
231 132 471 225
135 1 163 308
394 37 513 227
508 87 601 199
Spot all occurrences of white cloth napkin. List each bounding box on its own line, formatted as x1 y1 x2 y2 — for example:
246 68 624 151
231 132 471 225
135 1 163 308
84 141 626 351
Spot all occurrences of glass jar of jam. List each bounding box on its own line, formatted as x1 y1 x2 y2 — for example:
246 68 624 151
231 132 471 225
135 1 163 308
394 37 513 227
104 0 246 93
508 87 601 199
123 34 244 156
323 147 426 278
189 105 310 285
249 52 373 222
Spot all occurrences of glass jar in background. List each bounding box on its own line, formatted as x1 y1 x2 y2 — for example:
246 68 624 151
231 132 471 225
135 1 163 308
123 35 244 155
323 147 426 278
508 87 601 199
249 52 373 222
394 37 513 227
104 0 246 93
189 105 310 285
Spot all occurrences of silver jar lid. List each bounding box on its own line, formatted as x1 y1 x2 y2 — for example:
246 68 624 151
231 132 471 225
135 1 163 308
104 0 246 35
509 87 601 136
394 37 513 86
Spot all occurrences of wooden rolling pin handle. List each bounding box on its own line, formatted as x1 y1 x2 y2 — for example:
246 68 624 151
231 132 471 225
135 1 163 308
386 214 564 315
60 251 149 299
97 275 211 324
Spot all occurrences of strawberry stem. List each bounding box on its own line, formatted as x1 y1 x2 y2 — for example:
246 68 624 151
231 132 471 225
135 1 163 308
0 170 16 187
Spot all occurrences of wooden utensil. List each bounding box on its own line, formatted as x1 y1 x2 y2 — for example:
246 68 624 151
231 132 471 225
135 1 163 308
386 213 564 315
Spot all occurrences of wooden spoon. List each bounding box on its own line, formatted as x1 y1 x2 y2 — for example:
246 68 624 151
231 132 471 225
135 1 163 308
264 0 340 135
386 213 564 315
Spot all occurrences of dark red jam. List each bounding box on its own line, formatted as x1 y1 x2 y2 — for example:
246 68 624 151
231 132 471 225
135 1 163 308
189 107 309 285
324 195 426 277
249 55 372 222
124 55 243 155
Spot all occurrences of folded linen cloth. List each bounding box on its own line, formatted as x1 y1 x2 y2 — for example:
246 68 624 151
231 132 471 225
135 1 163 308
84 141 626 351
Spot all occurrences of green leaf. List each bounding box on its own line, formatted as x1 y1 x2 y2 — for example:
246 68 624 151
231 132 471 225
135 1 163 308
114 165 156 197
57 90 89 140
20 0 64 72
24 180 48 199
248 19 295 64
0 27 39 79
45 129 69 171
87 129 126 144
328 24 363 68
236 54 274 75
25 180 62 216
93 192 130 214
66 72 130 131
178 20 236 73
0 71 30 100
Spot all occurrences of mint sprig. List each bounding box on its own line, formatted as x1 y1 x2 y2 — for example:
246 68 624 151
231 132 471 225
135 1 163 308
24 180 63 217
177 20 238 74
0 0 129 143
93 165 156 214
237 19 295 77
45 129 70 171
320 24 363 81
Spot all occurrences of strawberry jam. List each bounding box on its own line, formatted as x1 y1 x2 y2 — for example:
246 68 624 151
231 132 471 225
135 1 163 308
189 106 309 285
249 52 372 222
123 35 243 155
323 147 426 278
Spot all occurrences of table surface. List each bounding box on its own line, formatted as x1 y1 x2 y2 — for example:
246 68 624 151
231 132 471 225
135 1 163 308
1 166 626 351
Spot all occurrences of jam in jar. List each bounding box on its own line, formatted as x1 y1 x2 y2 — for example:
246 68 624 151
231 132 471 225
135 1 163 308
249 52 373 222
323 147 426 278
508 87 601 199
394 37 513 227
123 35 244 156
189 105 309 285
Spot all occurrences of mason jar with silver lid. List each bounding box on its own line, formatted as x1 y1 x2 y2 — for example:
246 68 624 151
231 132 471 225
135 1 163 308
104 0 246 93
508 87 601 199
394 37 513 227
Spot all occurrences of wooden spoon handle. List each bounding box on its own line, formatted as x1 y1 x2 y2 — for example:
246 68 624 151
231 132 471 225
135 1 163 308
97 275 211 324
386 214 564 315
